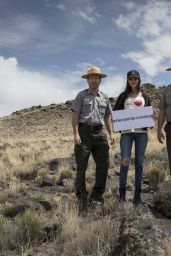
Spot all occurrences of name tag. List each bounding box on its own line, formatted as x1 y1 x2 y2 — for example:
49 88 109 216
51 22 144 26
112 106 154 131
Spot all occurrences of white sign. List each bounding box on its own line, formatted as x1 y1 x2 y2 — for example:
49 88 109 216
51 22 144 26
112 106 154 131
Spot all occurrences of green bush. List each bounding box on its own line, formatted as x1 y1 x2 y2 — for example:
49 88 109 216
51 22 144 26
60 170 73 180
146 167 165 190
15 209 41 245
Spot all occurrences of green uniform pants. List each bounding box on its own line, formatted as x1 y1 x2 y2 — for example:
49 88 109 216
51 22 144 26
165 123 171 175
74 125 109 199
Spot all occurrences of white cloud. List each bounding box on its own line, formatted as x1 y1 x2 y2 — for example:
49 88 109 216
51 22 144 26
76 62 94 72
56 4 66 11
46 0 100 24
0 56 81 117
115 0 171 76
95 58 105 66
0 15 40 47
0 57 125 117
76 5 100 24
122 51 162 77
67 0 100 24
124 2 137 10
102 74 125 98
76 59 105 70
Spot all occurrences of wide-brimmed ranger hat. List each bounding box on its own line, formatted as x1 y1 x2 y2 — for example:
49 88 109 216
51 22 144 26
127 70 140 79
82 66 107 79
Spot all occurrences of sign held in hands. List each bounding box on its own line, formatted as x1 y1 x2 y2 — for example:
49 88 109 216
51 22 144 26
112 106 154 132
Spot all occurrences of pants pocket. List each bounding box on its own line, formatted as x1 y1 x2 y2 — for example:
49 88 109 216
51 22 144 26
164 123 168 133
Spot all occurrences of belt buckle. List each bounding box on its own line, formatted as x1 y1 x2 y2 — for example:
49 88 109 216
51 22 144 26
90 125 94 130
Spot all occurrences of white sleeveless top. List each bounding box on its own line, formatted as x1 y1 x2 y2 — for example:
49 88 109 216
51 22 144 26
121 92 147 133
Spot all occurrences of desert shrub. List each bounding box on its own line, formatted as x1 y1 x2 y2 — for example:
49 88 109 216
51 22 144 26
14 209 41 246
60 170 73 180
146 166 165 190
60 208 117 256
35 168 48 184
0 210 41 252
15 168 37 180
0 192 8 204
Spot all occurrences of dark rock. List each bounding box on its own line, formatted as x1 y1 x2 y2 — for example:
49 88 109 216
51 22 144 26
48 158 59 172
65 100 72 105
4 204 29 218
38 200 53 211
153 180 171 218
112 205 167 256
143 175 150 185
59 195 72 208
0 180 7 189
48 157 76 172
141 184 151 193
41 177 55 187
40 223 61 242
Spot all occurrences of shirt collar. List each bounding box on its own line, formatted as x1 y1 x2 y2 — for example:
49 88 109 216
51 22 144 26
88 88 101 96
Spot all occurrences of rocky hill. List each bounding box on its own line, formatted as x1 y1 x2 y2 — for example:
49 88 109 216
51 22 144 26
0 84 171 255
0 84 166 139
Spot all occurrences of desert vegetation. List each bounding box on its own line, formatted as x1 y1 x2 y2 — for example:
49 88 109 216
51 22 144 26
0 84 170 255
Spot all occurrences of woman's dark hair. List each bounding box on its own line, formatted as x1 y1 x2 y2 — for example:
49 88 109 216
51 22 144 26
124 70 141 98
124 78 141 97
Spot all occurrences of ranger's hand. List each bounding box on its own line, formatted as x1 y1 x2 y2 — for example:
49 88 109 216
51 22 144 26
157 129 165 143
110 134 115 145
74 133 81 145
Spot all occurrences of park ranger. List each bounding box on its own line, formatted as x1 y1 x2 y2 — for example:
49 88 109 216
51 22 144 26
71 66 115 209
158 67 171 176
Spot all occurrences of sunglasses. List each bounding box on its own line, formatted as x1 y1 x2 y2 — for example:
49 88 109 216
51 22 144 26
128 77 138 80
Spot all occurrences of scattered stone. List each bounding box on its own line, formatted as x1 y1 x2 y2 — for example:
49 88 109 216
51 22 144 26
59 195 72 208
141 184 150 193
41 177 55 187
62 179 74 192
112 205 167 256
153 180 171 218
4 204 29 218
114 169 120 176
40 223 61 242
38 200 53 211
48 158 59 172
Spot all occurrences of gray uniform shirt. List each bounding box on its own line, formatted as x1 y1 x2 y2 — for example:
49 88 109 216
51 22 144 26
159 84 171 122
71 88 112 125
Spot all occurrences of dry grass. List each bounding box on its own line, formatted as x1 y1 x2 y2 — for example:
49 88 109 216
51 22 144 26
0 125 169 255
146 163 166 190
0 210 42 252
0 136 73 181
58 206 117 256
0 128 165 180
165 237 171 256
146 129 164 153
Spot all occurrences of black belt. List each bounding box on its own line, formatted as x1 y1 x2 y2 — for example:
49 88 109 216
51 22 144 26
79 123 103 130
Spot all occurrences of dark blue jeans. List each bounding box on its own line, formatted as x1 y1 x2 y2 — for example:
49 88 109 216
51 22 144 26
119 133 148 188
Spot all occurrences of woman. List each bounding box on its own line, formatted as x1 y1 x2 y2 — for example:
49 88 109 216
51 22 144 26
113 70 151 206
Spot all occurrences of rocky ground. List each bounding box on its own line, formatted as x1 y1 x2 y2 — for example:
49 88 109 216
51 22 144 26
0 84 170 256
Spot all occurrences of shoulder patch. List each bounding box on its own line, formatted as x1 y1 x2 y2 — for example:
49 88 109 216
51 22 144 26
100 91 109 100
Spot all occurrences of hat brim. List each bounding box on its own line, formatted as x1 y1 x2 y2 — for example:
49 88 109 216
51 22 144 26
128 75 140 79
82 73 107 79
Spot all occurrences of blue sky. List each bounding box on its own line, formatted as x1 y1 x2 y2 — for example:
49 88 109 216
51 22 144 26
0 0 171 116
